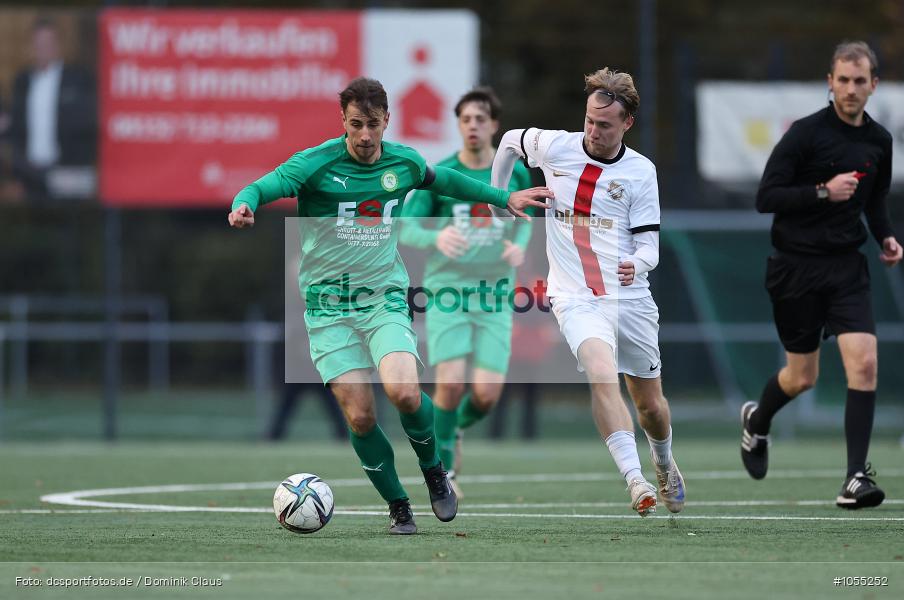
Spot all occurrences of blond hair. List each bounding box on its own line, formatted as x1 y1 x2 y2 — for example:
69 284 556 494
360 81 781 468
584 67 639 118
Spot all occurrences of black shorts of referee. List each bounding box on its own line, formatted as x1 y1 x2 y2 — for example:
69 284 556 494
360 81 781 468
765 250 874 353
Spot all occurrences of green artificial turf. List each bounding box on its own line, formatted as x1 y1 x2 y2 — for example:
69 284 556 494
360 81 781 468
1 440 902 599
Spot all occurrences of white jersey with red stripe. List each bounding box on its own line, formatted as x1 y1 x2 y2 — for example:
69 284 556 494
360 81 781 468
492 128 660 301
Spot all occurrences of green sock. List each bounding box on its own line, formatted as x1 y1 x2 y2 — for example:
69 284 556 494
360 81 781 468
398 391 441 469
348 425 407 503
434 404 458 471
457 392 489 429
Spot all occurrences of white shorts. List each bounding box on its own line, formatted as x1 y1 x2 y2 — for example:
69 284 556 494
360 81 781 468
550 295 661 378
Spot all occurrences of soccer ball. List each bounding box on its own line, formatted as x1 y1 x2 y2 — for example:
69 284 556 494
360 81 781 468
272 473 334 534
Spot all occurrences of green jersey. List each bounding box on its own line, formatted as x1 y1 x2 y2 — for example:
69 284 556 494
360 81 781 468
231 135 511 313
400 153 534 287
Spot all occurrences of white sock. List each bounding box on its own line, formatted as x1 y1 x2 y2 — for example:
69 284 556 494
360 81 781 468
604 430 643 484
645 426 673 467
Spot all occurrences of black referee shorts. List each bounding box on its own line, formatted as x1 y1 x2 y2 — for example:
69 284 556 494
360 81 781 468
765 251 875 354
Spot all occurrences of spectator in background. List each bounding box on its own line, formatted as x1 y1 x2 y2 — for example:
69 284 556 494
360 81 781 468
268 382 349 442
8 17 96 201
269 341 347 442
399 87 535 498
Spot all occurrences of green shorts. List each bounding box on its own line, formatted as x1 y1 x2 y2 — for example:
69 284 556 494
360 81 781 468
305 303 422 384
425 304 513 374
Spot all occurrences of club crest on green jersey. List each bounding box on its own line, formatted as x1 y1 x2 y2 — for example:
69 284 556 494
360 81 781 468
380 170 399 192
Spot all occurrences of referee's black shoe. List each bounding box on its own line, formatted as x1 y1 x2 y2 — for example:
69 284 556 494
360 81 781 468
740 401 769 480
836 465 885 510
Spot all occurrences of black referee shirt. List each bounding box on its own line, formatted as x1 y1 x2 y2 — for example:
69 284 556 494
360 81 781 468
756 103 894 255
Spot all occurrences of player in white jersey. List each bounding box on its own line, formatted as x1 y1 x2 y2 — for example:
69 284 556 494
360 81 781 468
491 67 685 516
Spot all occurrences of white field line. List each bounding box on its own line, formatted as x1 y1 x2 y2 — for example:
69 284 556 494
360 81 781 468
8 498 904 515
334 499 904 510
5 508 904 522
24 468 904 520
38 466 904 504
0 509 163 514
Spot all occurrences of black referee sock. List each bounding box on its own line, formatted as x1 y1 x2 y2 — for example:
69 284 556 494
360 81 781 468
749 373 794 435
845 388 876 477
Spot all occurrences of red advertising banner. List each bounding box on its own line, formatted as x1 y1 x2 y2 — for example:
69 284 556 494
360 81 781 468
98 9 361 206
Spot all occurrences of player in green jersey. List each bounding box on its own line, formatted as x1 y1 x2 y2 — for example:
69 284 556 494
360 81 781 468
400 88 534 497
227 78 551 534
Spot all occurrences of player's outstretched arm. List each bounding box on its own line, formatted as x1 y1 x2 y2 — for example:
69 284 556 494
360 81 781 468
227 170 297 229
491 129 527 191
228 204 255 228
423 165 551 219
506 187 553 219
491 128 554 218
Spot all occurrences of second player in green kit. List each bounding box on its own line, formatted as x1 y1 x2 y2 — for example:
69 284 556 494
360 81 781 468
401 88 534 495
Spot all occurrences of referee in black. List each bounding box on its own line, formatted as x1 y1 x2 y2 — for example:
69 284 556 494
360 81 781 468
740 41 901 509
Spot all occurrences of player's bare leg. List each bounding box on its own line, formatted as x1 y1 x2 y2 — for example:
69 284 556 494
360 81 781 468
778 351 820 397
579 338 656 516
434 359 468 412
742 350 818 479
379 351 457 521
331 369 415 534
331 369 378 436
625 375 685 513
471 368 505 414
835 333 884 508
379 351 424 413
837 333 877 391
624 375 670 439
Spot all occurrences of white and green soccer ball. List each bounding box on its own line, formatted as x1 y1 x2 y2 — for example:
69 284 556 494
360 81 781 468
273 473 334 534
